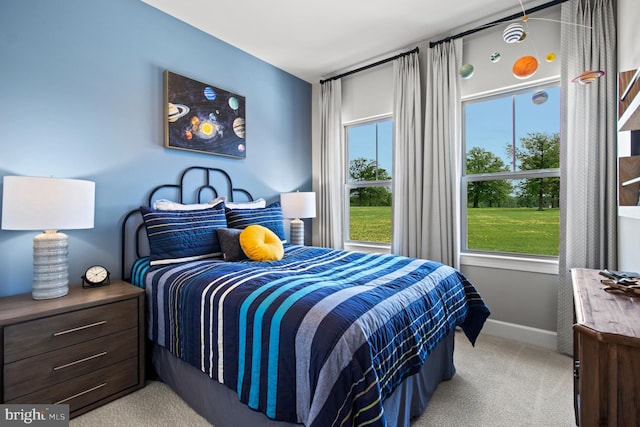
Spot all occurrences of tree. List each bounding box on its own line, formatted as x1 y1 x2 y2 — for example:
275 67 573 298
466 147 513 208
349 158 391 206
349 158 388 182
509 132 560 210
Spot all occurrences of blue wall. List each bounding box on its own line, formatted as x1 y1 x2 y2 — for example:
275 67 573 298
0 0 312 296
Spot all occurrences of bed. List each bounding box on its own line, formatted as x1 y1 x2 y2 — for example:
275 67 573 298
121 166 490 427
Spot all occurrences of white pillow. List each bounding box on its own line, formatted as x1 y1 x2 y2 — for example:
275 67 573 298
225 198 266 209
153 197 225 211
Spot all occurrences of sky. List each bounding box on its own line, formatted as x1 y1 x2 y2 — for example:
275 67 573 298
464 85 561 170
347 120 393 179
345 85 559 177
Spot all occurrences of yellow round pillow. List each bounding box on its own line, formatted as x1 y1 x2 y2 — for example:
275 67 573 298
239 225 284 261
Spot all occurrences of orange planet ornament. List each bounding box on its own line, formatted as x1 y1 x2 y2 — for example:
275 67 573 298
512 55 539 79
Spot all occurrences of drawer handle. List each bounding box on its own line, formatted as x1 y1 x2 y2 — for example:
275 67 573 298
53 351 108 371
55 382 107 404
53 320 107 336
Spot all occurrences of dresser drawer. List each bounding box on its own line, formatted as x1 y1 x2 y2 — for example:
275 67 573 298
4 298 137 363
7 357 139 414
4 328 138 401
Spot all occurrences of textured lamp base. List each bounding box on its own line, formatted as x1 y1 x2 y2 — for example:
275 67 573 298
289 219 304 246
32 231 69 300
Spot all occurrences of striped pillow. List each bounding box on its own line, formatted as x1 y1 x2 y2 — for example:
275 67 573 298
130 256 150 287
225 202 286 242
140 204 227 266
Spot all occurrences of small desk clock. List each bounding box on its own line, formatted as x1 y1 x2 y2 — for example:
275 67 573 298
82 265 111 288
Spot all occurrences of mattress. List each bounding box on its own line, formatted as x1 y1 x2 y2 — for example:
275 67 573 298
144 245 489 427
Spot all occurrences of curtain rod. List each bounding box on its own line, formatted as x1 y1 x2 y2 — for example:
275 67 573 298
429 0 568 48
320 46 419 84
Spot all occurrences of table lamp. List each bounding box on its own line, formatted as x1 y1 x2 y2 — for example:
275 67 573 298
280 191 316 246
2 176 95 300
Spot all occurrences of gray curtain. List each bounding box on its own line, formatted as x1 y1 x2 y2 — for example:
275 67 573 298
422 39 463 268
318 80 344 249
391 52 423 256
557 0 617 354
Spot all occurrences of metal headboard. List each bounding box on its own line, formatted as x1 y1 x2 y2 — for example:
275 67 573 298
120 166 253 279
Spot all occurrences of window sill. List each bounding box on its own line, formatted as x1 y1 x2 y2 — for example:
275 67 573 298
460 252 559 275
344 242 391 254
619 206 640 219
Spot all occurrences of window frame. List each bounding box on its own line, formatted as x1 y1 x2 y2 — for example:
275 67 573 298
343 114 393 247
461 80 561 261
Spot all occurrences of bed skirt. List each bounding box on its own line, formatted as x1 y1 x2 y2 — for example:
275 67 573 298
152 330 456 427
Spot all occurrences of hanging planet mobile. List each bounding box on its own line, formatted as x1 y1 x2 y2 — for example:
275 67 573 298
571 70 605 85
503 23 525 43
512 55 538 79
459 63 475 79
532 90 549 105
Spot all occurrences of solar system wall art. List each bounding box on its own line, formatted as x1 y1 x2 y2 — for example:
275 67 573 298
165 71 246 158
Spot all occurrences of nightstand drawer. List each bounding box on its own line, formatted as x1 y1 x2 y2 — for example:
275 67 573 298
7 357 138 413
4 298 137 363
4 328 138 400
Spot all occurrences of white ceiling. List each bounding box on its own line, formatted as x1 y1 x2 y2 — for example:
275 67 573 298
140 0 550 83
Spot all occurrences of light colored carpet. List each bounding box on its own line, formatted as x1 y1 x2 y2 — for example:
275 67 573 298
70 333 574 427
410 333 574 427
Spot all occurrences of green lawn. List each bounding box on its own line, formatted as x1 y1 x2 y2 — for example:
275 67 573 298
350 206 559 256
349 206 392 243
467 207 559 256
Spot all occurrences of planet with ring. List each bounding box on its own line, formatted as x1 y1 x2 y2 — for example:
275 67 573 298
571 70 605 85
168 103 189 122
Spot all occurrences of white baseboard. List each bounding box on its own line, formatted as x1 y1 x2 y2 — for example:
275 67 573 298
480 318 558 351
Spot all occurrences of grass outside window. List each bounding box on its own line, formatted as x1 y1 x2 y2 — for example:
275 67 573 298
467 207 559 256
349 206 559 256
349 206 391 243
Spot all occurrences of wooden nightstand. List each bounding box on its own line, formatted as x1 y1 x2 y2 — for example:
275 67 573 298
572 268 640 426
0 280 145 418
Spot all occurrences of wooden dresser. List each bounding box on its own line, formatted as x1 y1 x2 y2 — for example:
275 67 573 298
572 268 640 426
0 280 145 418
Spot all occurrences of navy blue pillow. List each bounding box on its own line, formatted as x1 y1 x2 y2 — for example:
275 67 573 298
224 202 286 242
140 204 227 266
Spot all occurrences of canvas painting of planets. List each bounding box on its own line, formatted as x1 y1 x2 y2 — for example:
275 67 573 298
165 71 246 158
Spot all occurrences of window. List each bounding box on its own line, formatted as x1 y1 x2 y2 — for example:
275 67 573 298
345 117 393 244
462 83 560 257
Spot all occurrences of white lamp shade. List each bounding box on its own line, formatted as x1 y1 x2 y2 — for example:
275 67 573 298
2 176 95 231
280 192 316 219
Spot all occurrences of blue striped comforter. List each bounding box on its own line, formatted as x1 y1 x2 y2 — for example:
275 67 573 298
145 245 489 427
